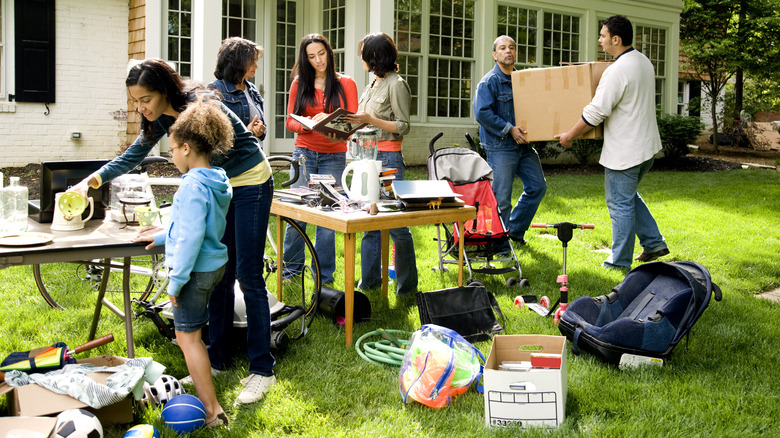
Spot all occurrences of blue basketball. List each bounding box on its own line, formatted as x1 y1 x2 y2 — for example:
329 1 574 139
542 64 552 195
161 394 206 434
123 424 160 438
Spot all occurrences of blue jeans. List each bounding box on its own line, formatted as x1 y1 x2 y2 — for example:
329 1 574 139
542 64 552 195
485 145 547 240
359 151 418 295
283 148 346 284
208 179 275 376
603 159 666 268
172 266 226 333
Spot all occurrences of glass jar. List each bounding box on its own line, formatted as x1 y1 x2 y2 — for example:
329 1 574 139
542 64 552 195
3 176 29 233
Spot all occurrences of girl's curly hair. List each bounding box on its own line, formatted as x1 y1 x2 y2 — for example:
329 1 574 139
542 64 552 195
169 94 234 159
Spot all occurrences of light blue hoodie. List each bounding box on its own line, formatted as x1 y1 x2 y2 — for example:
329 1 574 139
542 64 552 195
154 167 232 296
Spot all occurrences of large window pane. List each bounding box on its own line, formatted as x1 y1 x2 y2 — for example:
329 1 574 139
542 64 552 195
636 25 667 107
166 1 192 77
323 0 346 72
274 1 297 140
398 0 474 119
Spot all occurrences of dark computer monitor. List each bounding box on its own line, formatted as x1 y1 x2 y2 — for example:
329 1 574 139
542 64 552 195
29 159 111 223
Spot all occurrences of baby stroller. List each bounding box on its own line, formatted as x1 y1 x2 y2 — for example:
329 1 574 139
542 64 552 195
428 133 527 289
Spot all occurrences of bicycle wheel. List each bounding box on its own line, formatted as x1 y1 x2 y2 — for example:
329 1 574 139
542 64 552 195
33 255 161 309
264 215 321 341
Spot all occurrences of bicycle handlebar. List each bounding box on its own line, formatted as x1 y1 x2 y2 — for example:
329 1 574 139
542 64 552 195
131 156 169 174
267 155 300 188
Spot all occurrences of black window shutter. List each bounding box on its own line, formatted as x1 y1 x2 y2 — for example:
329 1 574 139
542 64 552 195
14 0 55 103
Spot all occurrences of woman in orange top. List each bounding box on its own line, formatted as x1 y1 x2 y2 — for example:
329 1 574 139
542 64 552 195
285 33 358 284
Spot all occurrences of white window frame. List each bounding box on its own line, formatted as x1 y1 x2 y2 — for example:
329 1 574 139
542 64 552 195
222 0 261 87
322 0 346 73
165 0 193 78
497 3 584 69
395 0 477 122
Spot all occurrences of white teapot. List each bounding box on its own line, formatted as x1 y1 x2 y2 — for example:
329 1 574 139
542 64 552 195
52 192 94 231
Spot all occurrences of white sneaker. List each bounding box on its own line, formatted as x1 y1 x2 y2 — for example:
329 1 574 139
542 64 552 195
237 374 276 404
180 367 224 385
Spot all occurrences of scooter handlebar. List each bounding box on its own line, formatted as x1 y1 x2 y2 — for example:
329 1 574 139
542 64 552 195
531 222 595 229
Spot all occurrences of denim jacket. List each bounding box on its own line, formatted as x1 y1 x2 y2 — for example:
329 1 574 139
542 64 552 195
210 78 266 141
473 63 517 151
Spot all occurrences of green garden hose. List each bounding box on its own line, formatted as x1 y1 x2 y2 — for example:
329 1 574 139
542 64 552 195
356 328 413 367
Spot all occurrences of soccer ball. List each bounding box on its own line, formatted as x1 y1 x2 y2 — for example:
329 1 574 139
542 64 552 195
145 374 184 407
54 409 103 438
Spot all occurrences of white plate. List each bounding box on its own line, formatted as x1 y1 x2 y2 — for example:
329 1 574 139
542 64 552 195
0 232 55 247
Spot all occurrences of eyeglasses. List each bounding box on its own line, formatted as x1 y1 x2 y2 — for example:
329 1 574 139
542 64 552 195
166 145 182 158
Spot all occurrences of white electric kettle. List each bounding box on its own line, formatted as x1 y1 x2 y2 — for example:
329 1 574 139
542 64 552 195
52 192 94 231
341 160 380 203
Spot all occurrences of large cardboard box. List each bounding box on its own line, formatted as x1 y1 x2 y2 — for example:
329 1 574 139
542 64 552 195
483 335 567 428
0 417 57 437
512 62 610 141
0 355 134 426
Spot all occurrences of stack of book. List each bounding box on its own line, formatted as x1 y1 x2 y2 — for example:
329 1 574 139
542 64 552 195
308 173 336 189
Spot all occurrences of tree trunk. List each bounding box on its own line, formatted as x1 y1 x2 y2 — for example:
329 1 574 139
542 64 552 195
711 87 720 151
735 68 743 122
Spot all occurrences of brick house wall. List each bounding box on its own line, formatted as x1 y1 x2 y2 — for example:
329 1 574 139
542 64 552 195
0 0 129 167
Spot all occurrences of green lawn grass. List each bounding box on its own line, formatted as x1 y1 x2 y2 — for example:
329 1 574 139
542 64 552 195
1 167 779 437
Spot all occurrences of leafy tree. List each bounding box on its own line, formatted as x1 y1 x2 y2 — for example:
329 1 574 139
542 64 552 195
681 0 780 148
731 0 780 119
680 0 739 149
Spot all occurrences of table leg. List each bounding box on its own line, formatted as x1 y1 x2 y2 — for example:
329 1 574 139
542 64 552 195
88 258 112 341
276 214 283 302
457 220 464 287
344 232 356 347
380 230 389 298
122 256 135 358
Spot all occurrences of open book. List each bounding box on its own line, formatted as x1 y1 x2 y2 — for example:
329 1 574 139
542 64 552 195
288 108 368 141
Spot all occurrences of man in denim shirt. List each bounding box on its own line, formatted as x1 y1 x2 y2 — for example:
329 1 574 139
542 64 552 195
473 35 547 246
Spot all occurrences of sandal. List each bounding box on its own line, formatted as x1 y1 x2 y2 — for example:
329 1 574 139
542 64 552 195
206 412 229 428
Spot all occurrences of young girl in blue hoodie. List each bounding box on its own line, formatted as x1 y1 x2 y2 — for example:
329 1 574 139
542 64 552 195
134 96 233 428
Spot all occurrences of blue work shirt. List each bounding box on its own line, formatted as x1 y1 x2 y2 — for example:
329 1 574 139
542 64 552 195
473 63 517 151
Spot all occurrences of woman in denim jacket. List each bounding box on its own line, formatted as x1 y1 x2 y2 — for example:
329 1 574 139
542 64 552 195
345 32 418 295
211 37 267 141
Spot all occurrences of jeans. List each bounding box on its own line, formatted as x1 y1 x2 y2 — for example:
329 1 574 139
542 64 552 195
359 151 418 295
603 159 666 268
208 179 275 376
485 145 547 239
283 148 346 284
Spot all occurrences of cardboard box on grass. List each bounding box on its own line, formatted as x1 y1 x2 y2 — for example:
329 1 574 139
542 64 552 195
0 355 133 426
512 62 610 142
0 416 57 437
483 335 567 428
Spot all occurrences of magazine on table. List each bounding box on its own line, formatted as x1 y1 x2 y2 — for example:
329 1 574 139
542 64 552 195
288 108 368 141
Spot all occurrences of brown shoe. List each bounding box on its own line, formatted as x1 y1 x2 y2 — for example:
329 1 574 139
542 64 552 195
634 247 670 262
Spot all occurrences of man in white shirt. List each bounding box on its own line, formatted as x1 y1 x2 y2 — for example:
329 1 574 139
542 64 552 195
555 15 669 269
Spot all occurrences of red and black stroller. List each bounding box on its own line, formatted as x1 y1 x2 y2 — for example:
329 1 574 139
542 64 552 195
428 133 528 289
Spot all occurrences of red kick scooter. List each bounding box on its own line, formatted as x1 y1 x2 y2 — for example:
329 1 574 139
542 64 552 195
531 222 594 324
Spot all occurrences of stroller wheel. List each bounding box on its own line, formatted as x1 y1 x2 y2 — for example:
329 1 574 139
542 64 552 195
467 279 484 287
518 278 530 289
506 277 517 287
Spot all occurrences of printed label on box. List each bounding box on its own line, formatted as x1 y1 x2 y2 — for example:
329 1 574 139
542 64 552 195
486 390 561 428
